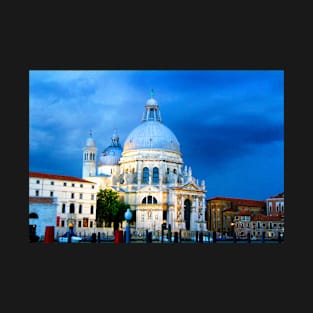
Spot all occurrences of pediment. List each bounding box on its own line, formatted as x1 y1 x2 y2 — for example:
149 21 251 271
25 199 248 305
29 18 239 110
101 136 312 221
136 185 161 193
181 182 202 191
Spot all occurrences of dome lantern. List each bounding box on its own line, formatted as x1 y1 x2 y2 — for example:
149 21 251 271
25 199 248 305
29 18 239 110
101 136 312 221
142 89 162 122
123 92 180 153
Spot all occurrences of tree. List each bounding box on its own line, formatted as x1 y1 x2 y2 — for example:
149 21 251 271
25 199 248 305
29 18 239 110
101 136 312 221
96 189 130 230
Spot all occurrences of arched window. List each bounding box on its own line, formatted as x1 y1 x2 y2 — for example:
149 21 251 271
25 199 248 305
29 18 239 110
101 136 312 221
29 212 38 219
70 203 75 214
184 199 191 230
149 108 155 120
142 167 149 184
142 196 157 204
152 167 159 184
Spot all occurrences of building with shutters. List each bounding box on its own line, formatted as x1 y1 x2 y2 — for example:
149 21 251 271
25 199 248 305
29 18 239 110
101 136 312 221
29 172 98 238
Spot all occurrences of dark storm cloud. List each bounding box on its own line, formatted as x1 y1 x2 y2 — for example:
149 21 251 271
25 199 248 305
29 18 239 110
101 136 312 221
29 69 284 200
170 112 283 168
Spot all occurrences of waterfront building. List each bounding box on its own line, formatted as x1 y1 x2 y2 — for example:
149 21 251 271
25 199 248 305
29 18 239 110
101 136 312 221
29 172 98 238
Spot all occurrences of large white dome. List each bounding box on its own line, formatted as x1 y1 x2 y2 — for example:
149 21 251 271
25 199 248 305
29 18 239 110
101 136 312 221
123 120 180 153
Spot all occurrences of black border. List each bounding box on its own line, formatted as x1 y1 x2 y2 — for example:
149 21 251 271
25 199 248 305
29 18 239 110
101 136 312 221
5 3 304 308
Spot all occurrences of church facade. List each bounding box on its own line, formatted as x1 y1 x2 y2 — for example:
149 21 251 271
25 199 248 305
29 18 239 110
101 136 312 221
83 93 207 232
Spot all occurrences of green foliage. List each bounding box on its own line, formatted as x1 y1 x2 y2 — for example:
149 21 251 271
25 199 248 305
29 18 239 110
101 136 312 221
96 189 130 228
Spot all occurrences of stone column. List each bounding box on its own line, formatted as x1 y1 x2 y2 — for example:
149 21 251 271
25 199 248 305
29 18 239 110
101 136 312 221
190 196 196 231
137 161 142 186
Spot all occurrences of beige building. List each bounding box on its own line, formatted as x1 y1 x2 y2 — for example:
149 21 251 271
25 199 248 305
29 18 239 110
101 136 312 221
83 93 207 232
234 210 284 240
206 193 284 240
206 197 266 234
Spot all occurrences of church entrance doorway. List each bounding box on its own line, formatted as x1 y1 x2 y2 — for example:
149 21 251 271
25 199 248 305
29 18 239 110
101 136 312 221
184 199 191 230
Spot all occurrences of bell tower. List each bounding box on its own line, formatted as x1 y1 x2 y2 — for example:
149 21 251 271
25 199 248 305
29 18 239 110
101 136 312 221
82 130 98 178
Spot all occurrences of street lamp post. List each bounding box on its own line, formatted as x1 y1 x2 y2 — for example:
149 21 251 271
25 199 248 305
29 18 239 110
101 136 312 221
230 221 236 243
124 208 132 244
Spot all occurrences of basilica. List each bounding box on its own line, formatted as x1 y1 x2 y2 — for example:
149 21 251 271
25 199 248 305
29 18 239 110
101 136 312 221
82 93 207 232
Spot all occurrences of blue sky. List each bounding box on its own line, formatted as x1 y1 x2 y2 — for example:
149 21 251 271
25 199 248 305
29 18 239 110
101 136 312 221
29 69 284 201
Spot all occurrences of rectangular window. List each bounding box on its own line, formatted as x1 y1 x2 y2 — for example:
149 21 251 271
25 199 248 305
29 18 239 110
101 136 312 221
91 194 94 200
80 184 83 188
35 190 39 196
62 204 66 213
79 205 82 214
78 221 82 228
50 191 54 197
143 167 149 183
90 221 93 228
80 193 83 199
90 206 94 214
71 193 74 199
69 205 75 214
152 167 159 184
61 220 65 227
64 182 67 186
92 185 95 189
83 218 89 227
72 183 75 187
51 181 54 185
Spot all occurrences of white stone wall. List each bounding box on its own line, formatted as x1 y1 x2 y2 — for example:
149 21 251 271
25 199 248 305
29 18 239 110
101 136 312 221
29 175 98 236
29 201 57 240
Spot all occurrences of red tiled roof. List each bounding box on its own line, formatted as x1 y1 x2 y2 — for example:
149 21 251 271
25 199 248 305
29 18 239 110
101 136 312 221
29 197 54 203
29 172 95 184
251 214 282 221
268 192 284 199
238 209 251 216
207 196 266 207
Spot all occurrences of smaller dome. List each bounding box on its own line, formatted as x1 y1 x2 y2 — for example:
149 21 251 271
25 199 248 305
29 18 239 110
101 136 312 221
99 146 122 165
86 137 95 147
85 130 96 147
98 129 122 165
146 98 158 106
